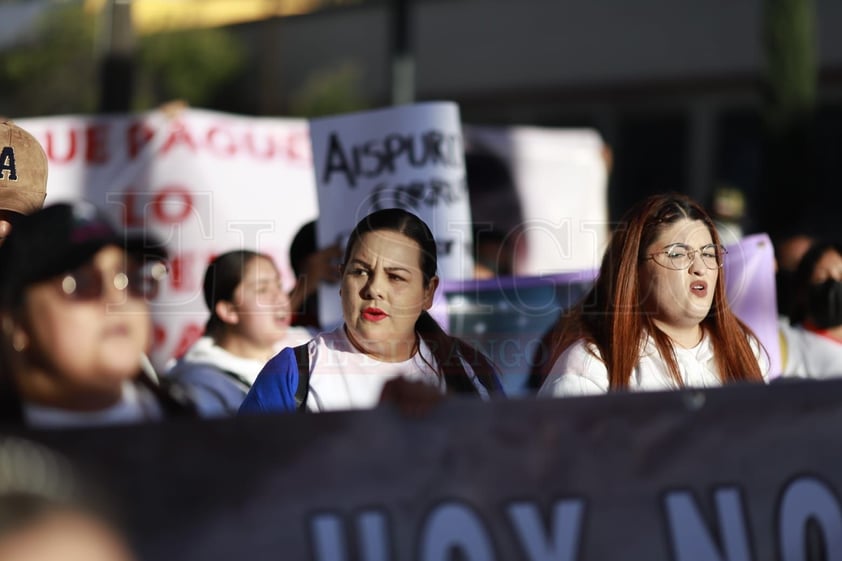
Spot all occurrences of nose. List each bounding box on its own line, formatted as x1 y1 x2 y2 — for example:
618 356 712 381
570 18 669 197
362 271 385 300
688 251 706 275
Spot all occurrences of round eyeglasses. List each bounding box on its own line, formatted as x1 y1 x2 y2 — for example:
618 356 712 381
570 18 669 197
645 243 727 271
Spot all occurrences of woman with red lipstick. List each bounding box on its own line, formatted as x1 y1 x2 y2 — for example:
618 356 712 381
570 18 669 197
537 193 769 397
0 202 196 427
240 208 502 413
166 250 312 416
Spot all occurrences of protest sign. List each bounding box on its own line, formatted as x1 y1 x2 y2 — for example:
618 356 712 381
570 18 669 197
309 102 474 328
14 377 842 560
18 108 611 367
18 109 317 369
18 108 759 381
722 233 781 376
463 125 609 275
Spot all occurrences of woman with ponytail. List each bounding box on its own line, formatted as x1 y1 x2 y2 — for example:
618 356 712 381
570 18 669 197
538 193 769 397
240 208 502 413
166 250 311 416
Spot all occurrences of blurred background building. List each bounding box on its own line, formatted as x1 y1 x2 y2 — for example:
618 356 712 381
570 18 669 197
0 0 840 239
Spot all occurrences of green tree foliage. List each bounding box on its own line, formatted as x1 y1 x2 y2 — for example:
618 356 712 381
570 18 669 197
0 4 99 117
762 0 818 131
0 3 247 117
288 61 369 118
135 27 245 110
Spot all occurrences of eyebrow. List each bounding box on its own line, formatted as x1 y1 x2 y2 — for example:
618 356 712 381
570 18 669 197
384 266 412 275
348 259 412 274
661 242 716 249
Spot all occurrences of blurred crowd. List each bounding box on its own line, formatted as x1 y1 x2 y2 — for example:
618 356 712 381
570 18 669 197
1 117 840 558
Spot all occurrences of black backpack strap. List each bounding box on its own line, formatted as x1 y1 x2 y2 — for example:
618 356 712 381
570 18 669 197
215 368 251 391
293 343 310 412
137 372 198 419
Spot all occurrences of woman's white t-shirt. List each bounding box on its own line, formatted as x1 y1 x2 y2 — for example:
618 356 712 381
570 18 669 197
539 332 769 397
305 328 447 411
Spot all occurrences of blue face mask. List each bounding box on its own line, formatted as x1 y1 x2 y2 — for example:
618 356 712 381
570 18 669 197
807 280 842 329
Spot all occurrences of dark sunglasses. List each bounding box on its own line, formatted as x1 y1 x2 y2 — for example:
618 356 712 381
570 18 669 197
56 260 168 301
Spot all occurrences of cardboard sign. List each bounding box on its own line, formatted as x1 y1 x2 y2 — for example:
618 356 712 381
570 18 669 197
309 102 475 328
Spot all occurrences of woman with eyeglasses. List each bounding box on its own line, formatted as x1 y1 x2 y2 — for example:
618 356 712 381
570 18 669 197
0 202 196 428
537 193 769 397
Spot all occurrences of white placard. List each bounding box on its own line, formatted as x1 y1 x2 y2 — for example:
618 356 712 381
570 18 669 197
309 102 475 329
15 108 611 372
463 125 609 274
18 108 318 370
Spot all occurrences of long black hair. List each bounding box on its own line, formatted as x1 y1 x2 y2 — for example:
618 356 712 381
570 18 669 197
202 250 268 339
344 208 501 395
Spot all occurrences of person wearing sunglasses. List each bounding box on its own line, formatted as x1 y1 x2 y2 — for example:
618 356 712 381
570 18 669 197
165 250 312 417
537 193 769 397
0 201 196 428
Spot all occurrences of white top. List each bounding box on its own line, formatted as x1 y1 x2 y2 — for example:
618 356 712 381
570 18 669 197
172 326 313 390
779 320 842 379
539 332 770 397
180 327 313 386
180 336 265 388
305 327 489 412
23 382 164 429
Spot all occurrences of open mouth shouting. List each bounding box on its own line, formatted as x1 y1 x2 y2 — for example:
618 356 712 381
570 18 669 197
690 280 708 297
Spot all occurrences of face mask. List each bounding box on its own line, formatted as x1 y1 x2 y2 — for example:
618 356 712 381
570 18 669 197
807 279 842 329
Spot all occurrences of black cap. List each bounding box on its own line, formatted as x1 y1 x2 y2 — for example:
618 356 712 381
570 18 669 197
0 201 167 307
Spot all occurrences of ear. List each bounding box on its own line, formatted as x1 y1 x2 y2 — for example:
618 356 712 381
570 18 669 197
214 300 239 326
423 276 439 310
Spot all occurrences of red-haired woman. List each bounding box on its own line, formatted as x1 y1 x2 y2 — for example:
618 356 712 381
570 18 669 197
538 193 769 396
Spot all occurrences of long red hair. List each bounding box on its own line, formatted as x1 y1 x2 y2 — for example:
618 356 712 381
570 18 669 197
542 193 765 389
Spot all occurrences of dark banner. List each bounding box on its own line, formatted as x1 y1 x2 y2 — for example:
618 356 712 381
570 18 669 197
8 378 842 561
